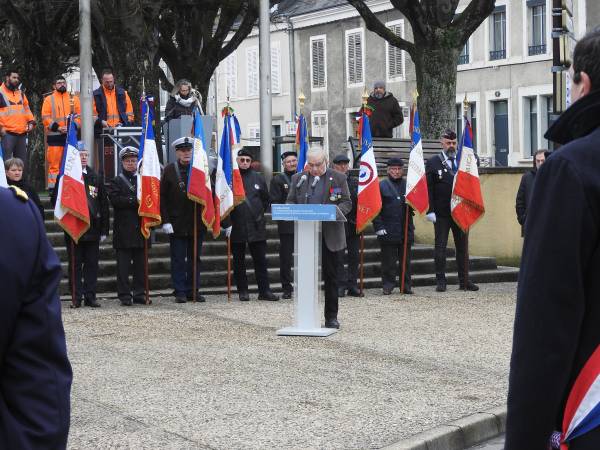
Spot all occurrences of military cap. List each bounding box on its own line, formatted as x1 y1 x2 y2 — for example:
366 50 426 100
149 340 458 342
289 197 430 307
237 148 253 159
280 151 297 161
76 140 88 152
387 157 404 167
441 129 457 140
172 136 194 150
332 153 350 164
119 146 139 160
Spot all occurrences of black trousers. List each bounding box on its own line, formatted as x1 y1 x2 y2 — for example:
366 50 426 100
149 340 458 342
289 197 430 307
434 216 467 284
380 241 412 291
337 229 360 290
322 241 340 321
116 248 145 301
65 237 100 301
232 240 271 294
279 233 294 293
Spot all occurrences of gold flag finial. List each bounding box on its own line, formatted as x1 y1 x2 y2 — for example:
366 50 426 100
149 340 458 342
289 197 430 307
362 89 369 106
463 93 469 115
298 92 306 111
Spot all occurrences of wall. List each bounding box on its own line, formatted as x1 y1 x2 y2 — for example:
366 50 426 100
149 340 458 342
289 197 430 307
413 168 528 263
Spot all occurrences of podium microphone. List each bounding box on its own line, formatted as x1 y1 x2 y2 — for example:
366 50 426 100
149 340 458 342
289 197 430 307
311 175 320 188
296 174 307 188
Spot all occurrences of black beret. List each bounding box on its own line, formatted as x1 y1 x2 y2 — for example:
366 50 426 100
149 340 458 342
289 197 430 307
237 149 253 159
332 153 350 164
387 157 404 167
280 151 297 161
442 129 457 140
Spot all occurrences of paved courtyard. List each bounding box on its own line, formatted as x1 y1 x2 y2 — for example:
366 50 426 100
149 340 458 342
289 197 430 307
64 283 517 449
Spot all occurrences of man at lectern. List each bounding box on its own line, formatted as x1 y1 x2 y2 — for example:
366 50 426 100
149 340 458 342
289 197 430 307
286 147 352 329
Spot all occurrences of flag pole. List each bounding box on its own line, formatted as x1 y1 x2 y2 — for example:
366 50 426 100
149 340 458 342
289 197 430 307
193 203 198 303
70 240 77 308
144 238 150 304
359 233 364 295
227 236 232 302
400 206 409 294
462 94 470 291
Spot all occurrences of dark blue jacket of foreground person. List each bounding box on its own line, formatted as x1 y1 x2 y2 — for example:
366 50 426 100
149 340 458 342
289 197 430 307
0 186 72 449
506 90 600 449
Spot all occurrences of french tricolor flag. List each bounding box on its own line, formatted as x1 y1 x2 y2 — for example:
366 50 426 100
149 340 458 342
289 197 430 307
188 109 216 236
451 118 485 231
356 110 381 233
0 142 7 188
560 345 600 448
137 96 161 239
405 105 429 215
296 113 309 170
53 117 89 243
226 112 245 206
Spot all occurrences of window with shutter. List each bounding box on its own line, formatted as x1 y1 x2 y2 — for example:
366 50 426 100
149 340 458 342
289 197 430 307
271 43 281 94
246 47 259 97
346 29 364 86
225 52 237 99
310 36 327 90
386 22 405 80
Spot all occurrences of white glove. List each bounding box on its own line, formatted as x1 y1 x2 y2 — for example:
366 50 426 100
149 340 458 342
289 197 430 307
224 226 232 238
100 235 107 242
375 229 387 236
162 223 174 234
426 212 437 223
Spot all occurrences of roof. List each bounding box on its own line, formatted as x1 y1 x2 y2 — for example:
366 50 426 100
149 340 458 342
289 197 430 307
274 0 348 18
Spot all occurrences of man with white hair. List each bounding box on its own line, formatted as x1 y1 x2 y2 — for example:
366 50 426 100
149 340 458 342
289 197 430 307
286 147 352 329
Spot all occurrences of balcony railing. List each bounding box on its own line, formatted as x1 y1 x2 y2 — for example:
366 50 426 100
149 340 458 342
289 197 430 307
458 54 469 65
528 44 547 56
489 49 506 60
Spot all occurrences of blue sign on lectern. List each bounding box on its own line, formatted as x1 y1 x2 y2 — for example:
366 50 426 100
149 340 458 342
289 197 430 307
272 204 337 221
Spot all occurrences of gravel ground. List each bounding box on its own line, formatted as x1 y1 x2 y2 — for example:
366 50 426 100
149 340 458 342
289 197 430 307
64 283 517 450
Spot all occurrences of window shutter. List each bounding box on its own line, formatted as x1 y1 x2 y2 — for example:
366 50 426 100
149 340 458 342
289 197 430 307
311 38 326 89
347 31 363 85
271 44 281 94
226 52 237 99
387 23 404 79
246 47 259 97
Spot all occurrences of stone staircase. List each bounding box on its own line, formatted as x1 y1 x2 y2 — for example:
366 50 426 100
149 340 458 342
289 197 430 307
41 197 519 298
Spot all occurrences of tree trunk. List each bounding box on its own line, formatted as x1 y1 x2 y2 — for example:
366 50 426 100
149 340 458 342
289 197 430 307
413 44 461 140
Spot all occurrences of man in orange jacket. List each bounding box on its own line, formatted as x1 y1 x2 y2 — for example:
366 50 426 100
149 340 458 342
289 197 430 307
42 75 81 189
0 69 35 167
93 68 134 131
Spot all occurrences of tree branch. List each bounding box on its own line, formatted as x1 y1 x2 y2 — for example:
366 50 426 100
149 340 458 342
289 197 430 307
452 0 495 45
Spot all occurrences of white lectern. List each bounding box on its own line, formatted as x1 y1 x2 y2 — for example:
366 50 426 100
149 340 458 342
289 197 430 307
271 204 346 337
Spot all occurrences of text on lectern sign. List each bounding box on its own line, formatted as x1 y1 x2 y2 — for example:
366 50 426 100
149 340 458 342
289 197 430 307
272 204 337 221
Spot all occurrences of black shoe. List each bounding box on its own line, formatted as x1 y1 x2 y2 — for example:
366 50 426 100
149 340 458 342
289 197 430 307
175 295 187 303
459 281 479 291
402 289 414 295
71 298 83 308
187 293 206 302
338 288 346 298
120 298 133 306
84 298 101 307
436 281 447 292
239 292 250 302
282 291 292 299
346 287 363 297
258 291 279 301
133 298 151 305
324 318 340 329
382 287 392 295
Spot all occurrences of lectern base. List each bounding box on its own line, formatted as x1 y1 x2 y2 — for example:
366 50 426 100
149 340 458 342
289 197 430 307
276 327 338 337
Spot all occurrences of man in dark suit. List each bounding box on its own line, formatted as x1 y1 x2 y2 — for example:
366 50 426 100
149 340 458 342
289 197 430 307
506 29 600 450
332 153 362 298
160 137 207 303
107 146 150 306
230 149 278 302
425 129 478 292
287 147 352 329
269 151 297 299
373 157 414 295
0 185 72 449
52 142 110 307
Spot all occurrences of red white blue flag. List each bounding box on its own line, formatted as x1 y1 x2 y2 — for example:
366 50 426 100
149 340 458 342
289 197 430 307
405 105 429 214
296 113 309 170
451 118 484 231
0 142 7 188
53 117 90 243
559 345 600 449
137 96 161 239
356 110 381 233
188 109 217 236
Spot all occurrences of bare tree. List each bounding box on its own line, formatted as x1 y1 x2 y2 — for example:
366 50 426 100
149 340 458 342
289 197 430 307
347 0 496 138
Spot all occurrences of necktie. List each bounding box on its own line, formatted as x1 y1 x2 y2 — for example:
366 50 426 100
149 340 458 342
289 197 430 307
449 157 456 172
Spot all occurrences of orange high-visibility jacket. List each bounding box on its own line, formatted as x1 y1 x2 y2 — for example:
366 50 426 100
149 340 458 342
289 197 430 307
0 83 35 134
93 86 134 127
42 90 81 144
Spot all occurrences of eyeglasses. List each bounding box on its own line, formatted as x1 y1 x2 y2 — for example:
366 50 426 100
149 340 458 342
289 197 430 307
238 157 251 163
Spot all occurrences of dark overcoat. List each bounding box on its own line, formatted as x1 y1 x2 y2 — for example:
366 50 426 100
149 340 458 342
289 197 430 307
372 177 414 243
107 170 146 249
